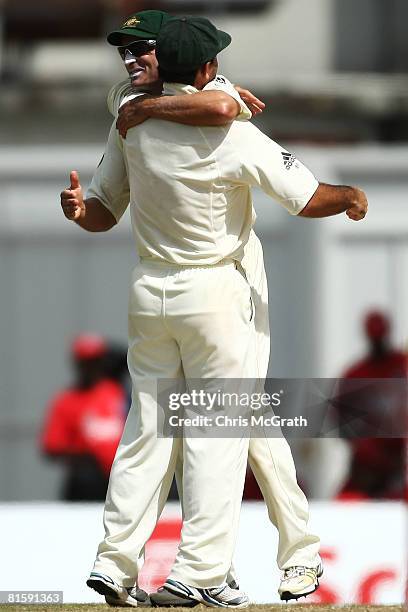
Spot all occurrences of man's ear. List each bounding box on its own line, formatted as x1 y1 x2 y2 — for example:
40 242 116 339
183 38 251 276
204 61 214 78
194 63 209 88
198 63 210 80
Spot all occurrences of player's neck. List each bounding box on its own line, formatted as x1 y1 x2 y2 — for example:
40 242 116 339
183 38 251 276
135 81 163 96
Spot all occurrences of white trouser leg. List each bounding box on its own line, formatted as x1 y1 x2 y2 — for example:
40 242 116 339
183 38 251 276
176 420 240 588
242 231 321 570
164 262 255 588
91 267 184 586
249 437 321 569
92 394 180 585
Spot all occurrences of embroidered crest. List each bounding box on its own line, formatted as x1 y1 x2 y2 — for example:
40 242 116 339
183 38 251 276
122 17 141 29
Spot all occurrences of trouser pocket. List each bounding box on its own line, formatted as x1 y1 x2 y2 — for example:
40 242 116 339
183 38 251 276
234 261 254 323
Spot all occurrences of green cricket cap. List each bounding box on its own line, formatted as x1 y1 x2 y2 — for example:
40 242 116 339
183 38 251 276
156 16 232 74
107 10 171 46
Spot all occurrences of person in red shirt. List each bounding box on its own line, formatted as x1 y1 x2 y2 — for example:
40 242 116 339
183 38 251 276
335 311 407 500
41 334 126 501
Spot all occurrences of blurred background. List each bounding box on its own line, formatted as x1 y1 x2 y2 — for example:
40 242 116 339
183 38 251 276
0 0 407 604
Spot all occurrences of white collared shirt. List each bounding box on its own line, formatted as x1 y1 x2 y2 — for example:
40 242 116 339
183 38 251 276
88 80 318 265
87 75 252 248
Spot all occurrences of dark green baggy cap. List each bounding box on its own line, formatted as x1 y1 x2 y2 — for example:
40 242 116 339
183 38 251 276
107 10 171 45
156 16 231 74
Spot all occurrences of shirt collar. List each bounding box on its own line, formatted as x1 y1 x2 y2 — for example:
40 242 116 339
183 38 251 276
163 82 198 96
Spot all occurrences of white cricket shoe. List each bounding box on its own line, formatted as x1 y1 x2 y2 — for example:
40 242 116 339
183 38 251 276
158 578 250 608
86 572 150 607
278 563 323 601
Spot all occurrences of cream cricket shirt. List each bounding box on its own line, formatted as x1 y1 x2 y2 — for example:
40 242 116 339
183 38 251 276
87 79 318 265
86 75 252 248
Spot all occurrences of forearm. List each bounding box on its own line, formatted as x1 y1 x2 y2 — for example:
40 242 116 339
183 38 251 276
62 123 129 228
74 197 117 232
141 91 240 126
299 183 367 219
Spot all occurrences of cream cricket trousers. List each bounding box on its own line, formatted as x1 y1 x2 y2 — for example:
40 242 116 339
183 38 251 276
92 259 255 588
240 231 321 570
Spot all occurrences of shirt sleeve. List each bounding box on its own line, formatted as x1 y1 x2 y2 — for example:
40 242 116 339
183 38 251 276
107 80 148 117
86 120 130 222
107 80 133 116
119 91 147 111
237 123 319 215
204 75 252 122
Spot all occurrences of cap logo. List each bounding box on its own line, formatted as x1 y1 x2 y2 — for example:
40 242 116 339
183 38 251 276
122 17 141 28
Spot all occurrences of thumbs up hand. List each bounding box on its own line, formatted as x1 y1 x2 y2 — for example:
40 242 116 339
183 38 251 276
60 171 85 220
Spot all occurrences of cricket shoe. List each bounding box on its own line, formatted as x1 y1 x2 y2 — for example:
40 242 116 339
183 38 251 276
86 572 150 607
150 585 198 608
149 580 241 608
151 578 249 608
278 563 323 601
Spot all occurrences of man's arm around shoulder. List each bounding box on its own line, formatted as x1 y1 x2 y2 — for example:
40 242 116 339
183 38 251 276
116 92 240 138
116 81 264 138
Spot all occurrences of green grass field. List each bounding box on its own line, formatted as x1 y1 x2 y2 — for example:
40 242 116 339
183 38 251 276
0 605 405 612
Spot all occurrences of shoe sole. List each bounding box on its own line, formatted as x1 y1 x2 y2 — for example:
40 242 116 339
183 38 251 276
106 593 148 608
279 564 324 602
88 575 150 608
280 576 322 602
87 578 119 600
150 592 198 608
164 582 249 609
200 591 249 609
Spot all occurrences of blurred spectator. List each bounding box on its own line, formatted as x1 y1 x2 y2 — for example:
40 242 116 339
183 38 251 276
335 310 407 500
41 334 126 501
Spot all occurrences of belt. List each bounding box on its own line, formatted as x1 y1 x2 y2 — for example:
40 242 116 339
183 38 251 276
139 257 237 270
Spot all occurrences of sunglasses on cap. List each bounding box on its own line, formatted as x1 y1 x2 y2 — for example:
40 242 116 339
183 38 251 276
117 39 156 61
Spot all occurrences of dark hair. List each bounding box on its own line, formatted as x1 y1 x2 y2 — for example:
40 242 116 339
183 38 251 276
158 65 199 86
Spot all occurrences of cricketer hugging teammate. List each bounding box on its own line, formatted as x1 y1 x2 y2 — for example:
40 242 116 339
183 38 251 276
60 9 368 608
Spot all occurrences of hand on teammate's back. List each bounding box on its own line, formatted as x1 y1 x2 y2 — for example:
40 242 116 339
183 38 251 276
116 98 153 139
234 86 266 116
60 171 85 221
